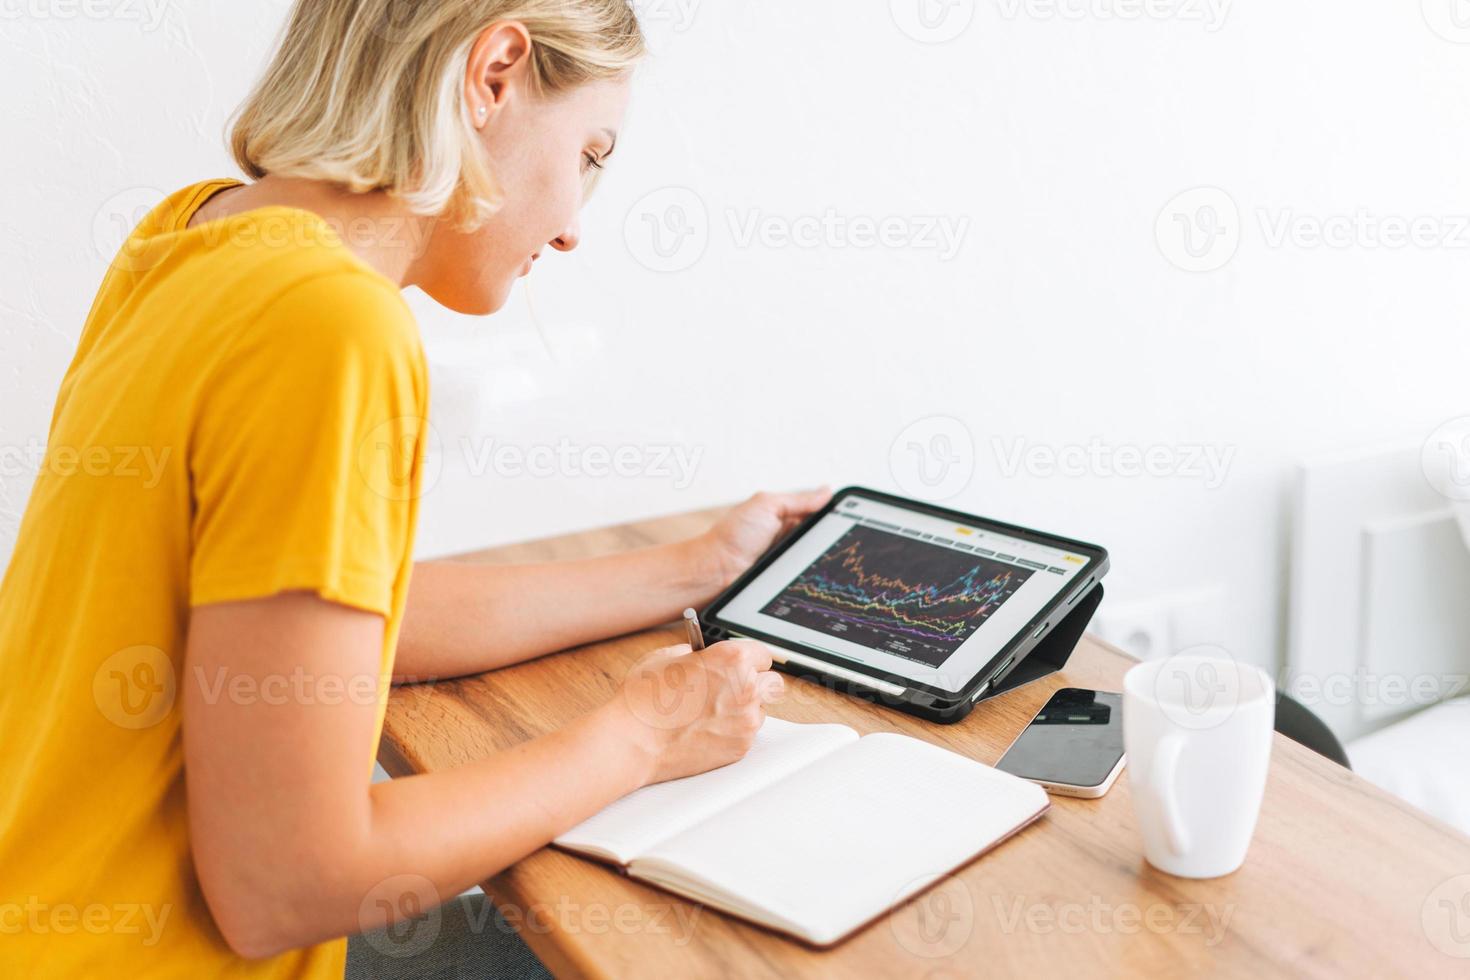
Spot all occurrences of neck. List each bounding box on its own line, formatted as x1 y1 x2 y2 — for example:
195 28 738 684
208 176 438 288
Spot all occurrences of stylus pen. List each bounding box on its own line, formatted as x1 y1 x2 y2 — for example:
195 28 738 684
682 608 706 651
684 608 792 665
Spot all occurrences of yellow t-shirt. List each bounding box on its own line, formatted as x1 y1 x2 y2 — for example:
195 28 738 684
0 179 429 978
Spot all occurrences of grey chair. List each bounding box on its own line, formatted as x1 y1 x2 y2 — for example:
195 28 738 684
1275 693 1350 769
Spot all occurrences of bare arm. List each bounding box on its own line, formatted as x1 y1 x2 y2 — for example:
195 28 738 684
395 489 831 681
397 537 716 680
185 592 782 959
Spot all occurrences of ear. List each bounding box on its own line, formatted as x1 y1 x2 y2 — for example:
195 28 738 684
465 21 533 129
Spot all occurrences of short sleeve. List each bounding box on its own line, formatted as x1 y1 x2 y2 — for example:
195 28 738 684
188 272 428 617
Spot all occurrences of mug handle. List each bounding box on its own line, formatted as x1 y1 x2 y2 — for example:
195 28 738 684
1149 733 1190 856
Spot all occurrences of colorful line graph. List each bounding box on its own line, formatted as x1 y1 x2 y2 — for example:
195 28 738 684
759 524 1033 667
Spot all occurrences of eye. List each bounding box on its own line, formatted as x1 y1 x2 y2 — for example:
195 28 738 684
581 151 604 174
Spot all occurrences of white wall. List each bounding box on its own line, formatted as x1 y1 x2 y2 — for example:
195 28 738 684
4 1 1470 673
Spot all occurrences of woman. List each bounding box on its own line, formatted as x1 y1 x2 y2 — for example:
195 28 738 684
0 1 829 976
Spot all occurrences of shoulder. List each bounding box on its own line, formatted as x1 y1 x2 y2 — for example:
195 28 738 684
258 267 417 349
180 202 420 360
198 265 427 427
156 200 429 403
242 262 423 376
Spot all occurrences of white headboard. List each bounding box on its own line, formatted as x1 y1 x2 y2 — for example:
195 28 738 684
1289 442 1470 744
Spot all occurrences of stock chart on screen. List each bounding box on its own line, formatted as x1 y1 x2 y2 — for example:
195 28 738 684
759 524 1034 667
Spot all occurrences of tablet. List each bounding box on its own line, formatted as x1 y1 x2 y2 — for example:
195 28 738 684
702 487 1109 723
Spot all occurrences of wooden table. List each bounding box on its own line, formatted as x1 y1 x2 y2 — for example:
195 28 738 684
380 507 1470 978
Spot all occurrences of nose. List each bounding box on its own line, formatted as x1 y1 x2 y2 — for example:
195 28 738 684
551 217 580 252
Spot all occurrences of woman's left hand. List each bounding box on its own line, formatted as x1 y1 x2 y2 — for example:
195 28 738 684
698 487 833 590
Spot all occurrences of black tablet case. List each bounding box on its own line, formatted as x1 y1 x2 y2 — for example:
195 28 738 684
974 584 1102 704
706 583 1103 726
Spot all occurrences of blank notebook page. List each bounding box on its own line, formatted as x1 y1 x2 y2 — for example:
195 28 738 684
555 717 857 864
633 732 1049 945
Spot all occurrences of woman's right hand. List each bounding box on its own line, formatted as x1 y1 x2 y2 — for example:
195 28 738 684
614 639 786 784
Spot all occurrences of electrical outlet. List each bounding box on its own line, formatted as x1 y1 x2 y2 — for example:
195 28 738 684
1093 598 1173 660
1093 587 1226 660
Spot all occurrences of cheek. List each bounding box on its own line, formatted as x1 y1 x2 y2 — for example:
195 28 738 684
485 189 559 254
432 223 515 300
529 158 584 234
460 208 532 275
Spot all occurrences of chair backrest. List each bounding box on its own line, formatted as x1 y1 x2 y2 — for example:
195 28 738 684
1276 692 1351 769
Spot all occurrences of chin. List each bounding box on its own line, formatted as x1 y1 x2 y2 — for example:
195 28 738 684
425 278 514 317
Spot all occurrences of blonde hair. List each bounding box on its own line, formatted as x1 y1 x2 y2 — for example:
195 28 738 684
230 0 644 229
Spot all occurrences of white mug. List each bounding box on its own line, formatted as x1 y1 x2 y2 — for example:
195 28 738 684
1122 654 1275 879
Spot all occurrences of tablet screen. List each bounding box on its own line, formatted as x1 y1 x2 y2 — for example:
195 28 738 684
716 494 1095 694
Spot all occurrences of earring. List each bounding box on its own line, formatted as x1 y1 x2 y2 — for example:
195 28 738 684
476 106 487 119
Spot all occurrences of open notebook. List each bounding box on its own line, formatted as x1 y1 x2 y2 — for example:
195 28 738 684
554 717 1049 946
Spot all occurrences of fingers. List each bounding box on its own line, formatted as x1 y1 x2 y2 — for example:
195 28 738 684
702 639 778 706
647 642 694 664
769 485 832 521
735 638 774 672
705 638 772 672
754 670 785 704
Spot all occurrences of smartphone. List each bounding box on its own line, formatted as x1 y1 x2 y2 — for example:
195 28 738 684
995 688 1126 798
